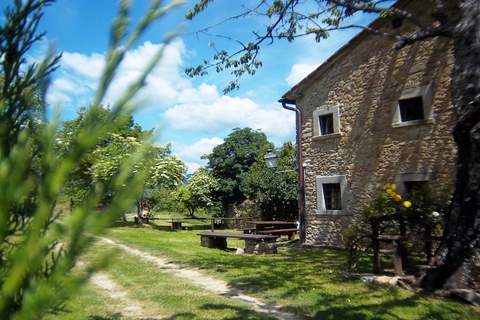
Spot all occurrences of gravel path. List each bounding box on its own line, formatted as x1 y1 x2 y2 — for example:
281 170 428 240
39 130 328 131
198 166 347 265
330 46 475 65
99 237 302 320
89 271 164 319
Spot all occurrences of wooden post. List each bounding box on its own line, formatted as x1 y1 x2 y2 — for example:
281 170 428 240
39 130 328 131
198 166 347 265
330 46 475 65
393 239 404 276
371 220 382 274
424 225 433 264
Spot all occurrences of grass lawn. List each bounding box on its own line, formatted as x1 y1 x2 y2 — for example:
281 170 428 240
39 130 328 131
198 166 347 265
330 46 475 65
105 224 480 320
48 243 275 320
45 284 121 320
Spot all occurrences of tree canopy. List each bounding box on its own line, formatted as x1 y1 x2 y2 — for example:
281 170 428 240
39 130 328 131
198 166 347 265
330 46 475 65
203 127 271 212
242 142 298 221
173 169 218 217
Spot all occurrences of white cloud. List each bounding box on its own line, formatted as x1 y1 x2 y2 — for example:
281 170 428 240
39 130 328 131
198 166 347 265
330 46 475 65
175 137 223 163
46 39 296 170
47 40 189 108
165 84 295 143
61 51 104 79
285 63 319 87
185 161 203 173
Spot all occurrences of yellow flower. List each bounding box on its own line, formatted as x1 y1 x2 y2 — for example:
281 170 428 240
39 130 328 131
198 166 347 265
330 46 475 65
403 201 412 208
390 183 397 191
394 194 402 202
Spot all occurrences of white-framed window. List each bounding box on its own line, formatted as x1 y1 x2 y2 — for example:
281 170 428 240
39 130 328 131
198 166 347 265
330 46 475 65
395 173 430 195
393 83 434 127
316 175 349 214
313 106 341 138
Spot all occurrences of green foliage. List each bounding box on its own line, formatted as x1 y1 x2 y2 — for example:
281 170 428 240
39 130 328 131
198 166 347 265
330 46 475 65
0 0 183 318
344 183 451 271
150 187 181 212
57 107 146 204
185 0 212 20
203 128 270 213
241 143 298 221
58 107 185 206
404 184 450 233
90 133 185 193
173 169 218 217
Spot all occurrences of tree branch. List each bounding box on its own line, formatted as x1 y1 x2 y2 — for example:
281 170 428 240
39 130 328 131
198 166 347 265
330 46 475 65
395 25 451 49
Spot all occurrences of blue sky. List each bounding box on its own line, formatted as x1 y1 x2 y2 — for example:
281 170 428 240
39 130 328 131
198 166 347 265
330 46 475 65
8 0 378 172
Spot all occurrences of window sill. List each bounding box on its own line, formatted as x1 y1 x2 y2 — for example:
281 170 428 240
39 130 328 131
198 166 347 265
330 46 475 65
312 132 341 141
392 118 434 128
315 209 352 216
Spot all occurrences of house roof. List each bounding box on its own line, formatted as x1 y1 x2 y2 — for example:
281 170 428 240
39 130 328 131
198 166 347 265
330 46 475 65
282 0 411 101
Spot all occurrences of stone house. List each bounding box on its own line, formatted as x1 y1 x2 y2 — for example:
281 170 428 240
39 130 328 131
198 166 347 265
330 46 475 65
281 0 457 247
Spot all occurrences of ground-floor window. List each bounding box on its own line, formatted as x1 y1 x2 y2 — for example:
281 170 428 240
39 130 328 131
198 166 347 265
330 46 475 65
316 175 348 214
395 173 430 196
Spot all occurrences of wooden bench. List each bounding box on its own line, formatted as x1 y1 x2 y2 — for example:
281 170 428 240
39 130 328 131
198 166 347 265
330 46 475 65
256 228 298 240
240 227 256 234
198 231 278 254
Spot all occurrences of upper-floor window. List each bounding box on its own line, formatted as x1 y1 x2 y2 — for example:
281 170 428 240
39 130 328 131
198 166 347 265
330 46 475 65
313 105 341 138
393 83 434 127
399 96 424 122
319 114 334 135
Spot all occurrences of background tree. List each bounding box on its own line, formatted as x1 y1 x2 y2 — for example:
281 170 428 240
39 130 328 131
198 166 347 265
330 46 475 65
242 142 298 221
56 107 145 205
173 169 218 217
89 132 185 218
186 0 480 291
0 0 183 318
203 127 270 215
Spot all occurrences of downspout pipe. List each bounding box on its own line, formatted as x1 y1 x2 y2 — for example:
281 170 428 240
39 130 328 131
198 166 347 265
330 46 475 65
279 98 306 244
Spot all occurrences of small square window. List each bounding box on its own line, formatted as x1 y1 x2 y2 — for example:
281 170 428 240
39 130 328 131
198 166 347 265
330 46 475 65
323 183 342 210
404 181 428 195
399 96 424 122
313 106 341 138
319 114 334 135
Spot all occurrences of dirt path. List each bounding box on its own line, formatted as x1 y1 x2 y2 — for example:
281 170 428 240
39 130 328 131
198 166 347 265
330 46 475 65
90 271 163 319
99 237 302 320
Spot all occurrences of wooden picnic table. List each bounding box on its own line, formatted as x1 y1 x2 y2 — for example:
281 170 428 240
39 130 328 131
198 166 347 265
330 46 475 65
198 231 278 254
248 221 298 240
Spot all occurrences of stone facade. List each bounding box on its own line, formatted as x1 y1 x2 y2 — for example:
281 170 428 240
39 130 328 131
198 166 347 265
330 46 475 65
283 2 457 247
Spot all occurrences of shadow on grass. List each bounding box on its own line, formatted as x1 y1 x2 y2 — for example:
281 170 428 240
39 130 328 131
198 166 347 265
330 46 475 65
150 305 270 320
170 247 473 319
110 220 136 228
307 288 467 320
199 303 275 320
160 312 195 319
88 313 122 320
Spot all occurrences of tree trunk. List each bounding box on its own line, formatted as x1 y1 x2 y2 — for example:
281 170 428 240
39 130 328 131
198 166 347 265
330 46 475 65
422 0 480 290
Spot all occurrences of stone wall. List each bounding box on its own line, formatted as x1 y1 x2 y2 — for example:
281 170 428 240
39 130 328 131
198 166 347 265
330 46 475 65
294 16 457 247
